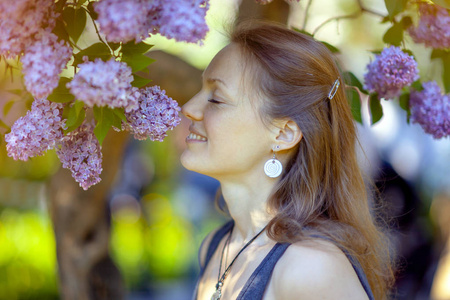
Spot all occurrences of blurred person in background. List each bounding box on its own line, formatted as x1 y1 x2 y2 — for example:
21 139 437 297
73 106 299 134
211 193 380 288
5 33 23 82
180 21 394 300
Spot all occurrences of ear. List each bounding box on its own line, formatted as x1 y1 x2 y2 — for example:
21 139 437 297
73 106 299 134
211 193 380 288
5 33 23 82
272 119 302 150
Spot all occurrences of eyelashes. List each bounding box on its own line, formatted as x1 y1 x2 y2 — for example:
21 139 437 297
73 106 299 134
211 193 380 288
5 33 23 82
208 99 221 104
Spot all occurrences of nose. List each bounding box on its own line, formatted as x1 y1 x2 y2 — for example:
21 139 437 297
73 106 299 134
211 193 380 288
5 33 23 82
181 93 203 121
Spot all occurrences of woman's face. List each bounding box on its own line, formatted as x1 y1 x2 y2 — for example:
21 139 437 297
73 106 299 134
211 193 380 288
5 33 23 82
180 44 275 181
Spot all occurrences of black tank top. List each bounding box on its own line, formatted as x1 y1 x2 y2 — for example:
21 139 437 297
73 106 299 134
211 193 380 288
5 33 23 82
193 221 375 300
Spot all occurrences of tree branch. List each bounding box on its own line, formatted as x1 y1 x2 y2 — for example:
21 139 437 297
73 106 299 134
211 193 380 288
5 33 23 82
81 7 115 57
302 0 313 30
312 0 386 36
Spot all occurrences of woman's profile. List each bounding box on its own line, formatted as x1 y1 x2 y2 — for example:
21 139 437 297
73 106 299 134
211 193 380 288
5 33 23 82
180 21 394 300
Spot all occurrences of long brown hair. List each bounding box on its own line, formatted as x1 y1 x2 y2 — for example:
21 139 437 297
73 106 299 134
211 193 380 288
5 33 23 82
230 21 394 299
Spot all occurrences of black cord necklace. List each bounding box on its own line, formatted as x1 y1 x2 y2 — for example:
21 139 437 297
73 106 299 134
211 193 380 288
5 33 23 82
211 225 267 300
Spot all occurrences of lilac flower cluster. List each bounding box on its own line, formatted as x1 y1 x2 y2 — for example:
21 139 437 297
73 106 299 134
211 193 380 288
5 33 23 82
68 59 140 112
410 81 450 139
408 2 450 49
5 98 65 161
21 32 72 99
124 86 181 141
153 0 210 43
56 122 103 190
0 0 57 58
364 46 419 100
95 0 156 43
95 0 209 44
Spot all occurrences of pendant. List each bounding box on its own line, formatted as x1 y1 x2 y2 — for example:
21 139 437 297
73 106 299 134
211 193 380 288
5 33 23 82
211 282 223 300
211 289 222 300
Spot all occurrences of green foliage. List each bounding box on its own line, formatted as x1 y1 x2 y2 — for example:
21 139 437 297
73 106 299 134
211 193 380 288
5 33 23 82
383 21 403 46
399 93 411 123
93 106 125 145
384 0 408 20
369 94 383 125
73 42 112 67
122 54 155 72
132 74 152 88
47 77 75 103
63 101 85 133
62 6 87 44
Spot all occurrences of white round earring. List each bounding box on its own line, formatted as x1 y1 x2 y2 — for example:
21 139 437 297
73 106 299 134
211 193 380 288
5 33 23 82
264 146 282 178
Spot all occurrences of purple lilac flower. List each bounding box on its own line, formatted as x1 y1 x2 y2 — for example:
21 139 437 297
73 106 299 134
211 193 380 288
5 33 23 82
364 46 419 100
151 0 210 44
408 3 450 50
0 0 57 58
56 121 103 190
124 86 181 141
5 98 65 161
410 81 450 139
95 0 156 43
21 32 72 99
68 59 140 112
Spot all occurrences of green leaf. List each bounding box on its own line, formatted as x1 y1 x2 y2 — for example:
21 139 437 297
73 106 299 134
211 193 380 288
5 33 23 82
292 27 313 36
64 101 86 133
346 87 362 124
93 106 124 145
132 74 152 88
411 80 423 91
73 43 111 67
369 94 383 125
321 41 340 53
112 108 127 123
400 16 412 29
443 53 450 93
383 22 403 46
3 100 15 116
384 0 407 20
399 93 411 123
121 41 154 55
343 71 365 92
76 0 89 9
55 0 68 12
86 2 98 20
47 77 75 103
431 49 447 59
121 54 155 72
52 19 70 43
63 6 87 43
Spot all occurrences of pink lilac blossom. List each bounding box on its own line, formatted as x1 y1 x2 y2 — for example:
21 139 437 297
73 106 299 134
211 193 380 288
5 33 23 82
151 0 210 44
408 2 450 49
56 121 103 190
5 98 65 161
21 32 72 99
410 81 450 139
0 0 57 58
124 86 181 141
95 0 157 43
68 59 140 112
363 46 419 100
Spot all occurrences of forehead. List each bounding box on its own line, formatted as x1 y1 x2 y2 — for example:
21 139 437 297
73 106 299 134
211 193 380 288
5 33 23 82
203 44 245 87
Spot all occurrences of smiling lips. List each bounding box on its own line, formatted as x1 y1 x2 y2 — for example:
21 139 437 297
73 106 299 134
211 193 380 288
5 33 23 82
187 132 207 142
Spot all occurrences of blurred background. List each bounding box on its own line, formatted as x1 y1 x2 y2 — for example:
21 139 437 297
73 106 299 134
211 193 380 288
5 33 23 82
1 0 450 299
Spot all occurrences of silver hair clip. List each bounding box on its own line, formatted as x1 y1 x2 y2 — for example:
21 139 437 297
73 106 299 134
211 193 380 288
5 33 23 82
327 78 340 100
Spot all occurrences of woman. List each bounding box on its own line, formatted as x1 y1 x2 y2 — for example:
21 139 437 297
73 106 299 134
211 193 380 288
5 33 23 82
181 21 394 300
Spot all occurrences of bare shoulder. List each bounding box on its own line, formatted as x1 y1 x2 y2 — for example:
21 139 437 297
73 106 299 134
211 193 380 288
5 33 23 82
271 239 369 300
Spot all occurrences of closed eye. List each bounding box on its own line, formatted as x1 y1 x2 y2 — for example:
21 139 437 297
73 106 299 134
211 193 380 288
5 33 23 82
208 99 221 104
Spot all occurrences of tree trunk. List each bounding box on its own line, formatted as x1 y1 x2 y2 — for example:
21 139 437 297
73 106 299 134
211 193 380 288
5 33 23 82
48 130 129 300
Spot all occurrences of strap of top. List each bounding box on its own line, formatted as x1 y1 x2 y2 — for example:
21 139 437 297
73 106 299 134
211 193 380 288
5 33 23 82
236 242 290 300
192 220 234 300
193 221 375 300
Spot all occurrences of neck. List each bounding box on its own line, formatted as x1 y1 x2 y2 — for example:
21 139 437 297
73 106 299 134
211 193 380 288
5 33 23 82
219 175 277 243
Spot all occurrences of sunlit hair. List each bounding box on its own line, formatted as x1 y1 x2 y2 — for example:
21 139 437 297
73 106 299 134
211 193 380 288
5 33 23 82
230 21 394 299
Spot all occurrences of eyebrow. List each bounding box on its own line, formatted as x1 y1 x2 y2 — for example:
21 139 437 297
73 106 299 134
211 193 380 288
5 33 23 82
204 77 228 88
